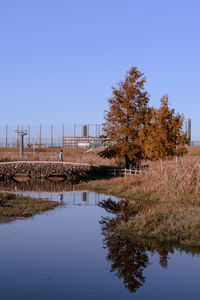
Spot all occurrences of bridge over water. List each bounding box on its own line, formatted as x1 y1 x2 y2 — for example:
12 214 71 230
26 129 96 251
0 161 110 182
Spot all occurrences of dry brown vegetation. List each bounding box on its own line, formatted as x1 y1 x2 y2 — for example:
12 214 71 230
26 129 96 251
0 146 199 164
0 148 117 165
0 146 199 165
0 192 59 222
78 157 200 246
186 146 200 156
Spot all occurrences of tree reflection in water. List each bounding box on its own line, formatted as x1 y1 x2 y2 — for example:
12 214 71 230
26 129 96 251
98 198 178 293
100 215 149 292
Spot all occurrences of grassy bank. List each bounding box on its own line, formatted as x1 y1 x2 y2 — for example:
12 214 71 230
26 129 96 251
0 148 117 165
1 145 199 164
78 157 200 247
0 192 59 222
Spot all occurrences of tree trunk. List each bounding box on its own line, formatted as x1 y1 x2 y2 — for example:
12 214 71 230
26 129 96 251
125 154 130 169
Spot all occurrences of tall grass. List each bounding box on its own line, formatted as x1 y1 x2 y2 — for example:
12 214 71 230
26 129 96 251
78 157 200 246
120 157 200 204
79 157 200 203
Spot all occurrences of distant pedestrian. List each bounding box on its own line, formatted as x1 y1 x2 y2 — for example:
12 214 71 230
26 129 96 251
59 149 64 162
59 193 64 203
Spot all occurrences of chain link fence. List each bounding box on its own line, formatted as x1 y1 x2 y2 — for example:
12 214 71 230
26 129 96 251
0 121 193 149
0 124 103 149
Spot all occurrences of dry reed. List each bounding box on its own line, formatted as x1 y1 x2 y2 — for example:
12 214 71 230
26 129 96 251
78 157 200 246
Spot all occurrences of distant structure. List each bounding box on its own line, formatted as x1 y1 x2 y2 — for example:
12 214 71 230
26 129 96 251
185 118 191 145
62 124 103 149
81 125 88 137
0 119 193 149
15 128 27 155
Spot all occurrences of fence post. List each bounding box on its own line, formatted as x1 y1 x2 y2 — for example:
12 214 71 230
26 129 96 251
28 124 30 145
62 124 64 137
17 124 19 148
5 124 8 148
33 139 35 156
39 124 42 147
51 124 53 148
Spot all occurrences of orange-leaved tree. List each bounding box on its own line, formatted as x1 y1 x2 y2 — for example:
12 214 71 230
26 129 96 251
99 66 150 168
143 95 188 160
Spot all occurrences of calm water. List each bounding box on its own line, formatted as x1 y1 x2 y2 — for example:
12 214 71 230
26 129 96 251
1 182 200 299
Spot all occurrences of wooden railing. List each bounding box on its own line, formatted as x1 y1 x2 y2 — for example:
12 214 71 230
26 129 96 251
107 167 143 177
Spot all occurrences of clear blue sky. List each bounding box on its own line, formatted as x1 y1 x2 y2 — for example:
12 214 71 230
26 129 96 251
0 0 200 139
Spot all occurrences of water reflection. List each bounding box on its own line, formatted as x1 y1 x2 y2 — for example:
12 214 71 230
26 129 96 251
21 190 100 207
98 198 200 293
59 193 64 204
100 216 149 292
1 181 200 299
81 191 88 202
0 178 76 193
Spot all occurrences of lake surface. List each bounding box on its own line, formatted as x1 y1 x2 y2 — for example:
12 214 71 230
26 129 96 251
1 181 200 299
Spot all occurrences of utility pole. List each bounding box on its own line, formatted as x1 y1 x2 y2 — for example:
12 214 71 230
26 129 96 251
15 128 27 156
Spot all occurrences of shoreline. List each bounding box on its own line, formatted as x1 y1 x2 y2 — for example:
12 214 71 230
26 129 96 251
77 160 200 249
0 191 59 223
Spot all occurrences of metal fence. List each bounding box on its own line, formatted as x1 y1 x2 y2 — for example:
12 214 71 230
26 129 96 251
191 141 200 146
0 124 103 149
0 122 195 149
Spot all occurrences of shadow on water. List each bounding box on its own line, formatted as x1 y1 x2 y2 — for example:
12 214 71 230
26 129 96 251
98 198 200 294
0 178 76 193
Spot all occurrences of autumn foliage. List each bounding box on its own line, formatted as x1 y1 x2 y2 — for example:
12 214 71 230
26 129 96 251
99 66 150 168
99 66 188 167
143 95 188 160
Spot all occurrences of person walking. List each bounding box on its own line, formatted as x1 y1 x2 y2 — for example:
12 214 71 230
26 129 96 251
59 149 64 162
